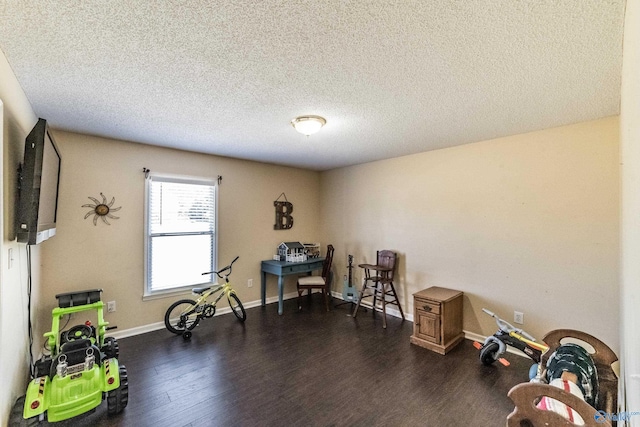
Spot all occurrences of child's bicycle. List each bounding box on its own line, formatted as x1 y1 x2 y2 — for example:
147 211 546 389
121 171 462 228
164 256 246 340
475 308 549 379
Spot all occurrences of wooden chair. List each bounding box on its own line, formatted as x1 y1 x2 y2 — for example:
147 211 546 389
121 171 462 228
352 250 405 328
297 245 334 311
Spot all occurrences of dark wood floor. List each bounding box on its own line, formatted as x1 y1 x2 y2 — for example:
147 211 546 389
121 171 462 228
45 295 532 427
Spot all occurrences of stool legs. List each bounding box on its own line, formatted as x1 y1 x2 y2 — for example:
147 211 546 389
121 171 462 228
386 281 405 320
352 281 368 318
353 279 404 328
381 283 387 329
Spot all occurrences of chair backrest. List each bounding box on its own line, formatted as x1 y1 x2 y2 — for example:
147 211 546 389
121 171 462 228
321 245 335 283
377 250 397 280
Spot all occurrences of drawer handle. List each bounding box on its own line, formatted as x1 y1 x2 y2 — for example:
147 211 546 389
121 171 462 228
423 305 432 312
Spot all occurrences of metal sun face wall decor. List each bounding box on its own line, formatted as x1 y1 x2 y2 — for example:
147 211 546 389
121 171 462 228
83 193 121 225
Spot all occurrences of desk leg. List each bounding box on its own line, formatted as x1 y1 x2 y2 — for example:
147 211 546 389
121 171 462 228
261 271 267 307
278 276 285 315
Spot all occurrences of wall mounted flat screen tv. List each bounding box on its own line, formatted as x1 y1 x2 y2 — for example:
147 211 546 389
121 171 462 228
17 118 62 245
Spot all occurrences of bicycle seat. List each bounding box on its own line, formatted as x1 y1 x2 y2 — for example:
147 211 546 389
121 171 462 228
192 287 211 295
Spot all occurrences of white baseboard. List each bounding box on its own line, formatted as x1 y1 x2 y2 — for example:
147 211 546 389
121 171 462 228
107 292 528 361
107 291 306 339
106 321 166 339
329 290 411 321
464 330 486 343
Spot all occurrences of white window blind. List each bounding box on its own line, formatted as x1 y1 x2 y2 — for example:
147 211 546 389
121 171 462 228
145 175 216 296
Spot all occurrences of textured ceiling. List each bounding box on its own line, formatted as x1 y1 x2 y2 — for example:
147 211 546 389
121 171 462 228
0 1 626 171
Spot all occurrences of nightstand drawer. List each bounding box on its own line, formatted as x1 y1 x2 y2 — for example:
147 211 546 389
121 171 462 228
415 298 440 315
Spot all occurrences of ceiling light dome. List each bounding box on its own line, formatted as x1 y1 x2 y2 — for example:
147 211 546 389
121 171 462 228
291 115 326 136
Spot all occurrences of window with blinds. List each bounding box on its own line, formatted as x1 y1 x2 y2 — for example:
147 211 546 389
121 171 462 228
145 174 216 296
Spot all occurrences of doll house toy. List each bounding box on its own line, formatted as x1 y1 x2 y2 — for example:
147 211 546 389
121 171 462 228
277 242 306 262
276 242 321 262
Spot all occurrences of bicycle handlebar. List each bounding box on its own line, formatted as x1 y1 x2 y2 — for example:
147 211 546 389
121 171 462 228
482 308 496 317
482 307 536 341
202 256 240 278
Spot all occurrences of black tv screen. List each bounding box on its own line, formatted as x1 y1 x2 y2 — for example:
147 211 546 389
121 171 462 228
17 118 62 245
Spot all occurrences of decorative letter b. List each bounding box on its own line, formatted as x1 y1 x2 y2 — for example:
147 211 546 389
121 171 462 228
274 201 294 230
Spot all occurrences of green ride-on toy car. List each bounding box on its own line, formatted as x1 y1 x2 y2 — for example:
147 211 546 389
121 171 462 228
9 289 128 426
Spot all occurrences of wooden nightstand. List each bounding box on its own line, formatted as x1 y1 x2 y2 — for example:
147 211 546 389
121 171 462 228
410 287 464 355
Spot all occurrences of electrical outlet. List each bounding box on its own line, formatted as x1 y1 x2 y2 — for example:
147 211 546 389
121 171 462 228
514 311 524 325
107 301 116 313
248 279 253 288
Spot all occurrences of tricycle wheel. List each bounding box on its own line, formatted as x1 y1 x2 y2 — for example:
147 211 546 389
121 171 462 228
107 364 129 415
182 331 192 340
480 341 500 365
9 396 42 426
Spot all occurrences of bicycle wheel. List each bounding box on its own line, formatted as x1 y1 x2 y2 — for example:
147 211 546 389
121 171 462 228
227 293 246 322
164 299 201 334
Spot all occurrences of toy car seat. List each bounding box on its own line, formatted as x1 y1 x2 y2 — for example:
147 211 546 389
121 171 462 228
50 338 102 379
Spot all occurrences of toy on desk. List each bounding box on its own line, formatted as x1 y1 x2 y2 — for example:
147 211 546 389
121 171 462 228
275 242 320 262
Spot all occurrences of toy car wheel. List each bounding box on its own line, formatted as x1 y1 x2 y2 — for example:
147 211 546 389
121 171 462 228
107 364 129 416
9 396 42 426
164 299 200 335
227 294 246 322
480 341 500 365
101 337 119 359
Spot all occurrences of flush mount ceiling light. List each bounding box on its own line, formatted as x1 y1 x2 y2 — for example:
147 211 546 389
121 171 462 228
291 115 326 136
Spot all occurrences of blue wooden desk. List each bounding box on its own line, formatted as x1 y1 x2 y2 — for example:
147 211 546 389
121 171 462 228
261 258 325 315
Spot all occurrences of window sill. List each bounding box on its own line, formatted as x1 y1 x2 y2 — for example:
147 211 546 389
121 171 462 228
142 287 196 301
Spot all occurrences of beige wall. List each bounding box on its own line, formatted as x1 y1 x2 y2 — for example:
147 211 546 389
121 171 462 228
1 19 630 423
0 50 40 422
620 0 640 417
37 131 322 334
321 117 620 352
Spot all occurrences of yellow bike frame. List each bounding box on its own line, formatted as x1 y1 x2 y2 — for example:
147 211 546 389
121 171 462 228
192 281 237 310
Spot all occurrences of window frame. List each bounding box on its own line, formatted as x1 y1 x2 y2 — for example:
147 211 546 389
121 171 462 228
143 172 218 299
